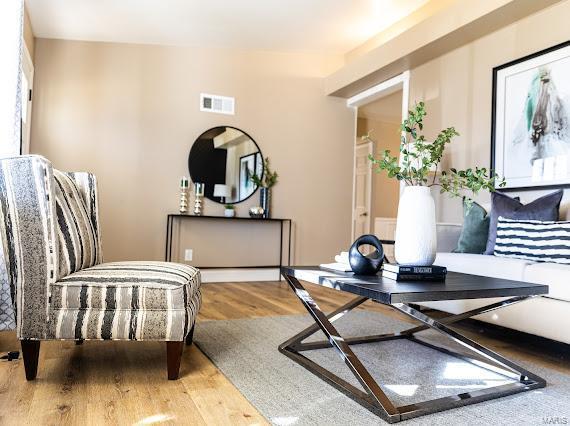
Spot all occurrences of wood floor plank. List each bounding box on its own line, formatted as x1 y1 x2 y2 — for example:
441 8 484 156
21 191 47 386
0 280 567 425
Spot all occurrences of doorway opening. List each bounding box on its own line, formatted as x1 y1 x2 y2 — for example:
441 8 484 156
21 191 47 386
349 72 409 258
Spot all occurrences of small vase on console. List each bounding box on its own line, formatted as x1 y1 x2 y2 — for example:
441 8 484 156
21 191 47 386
394 186 436 266
260 187 270 219
224 204 235 217
250 156 278 220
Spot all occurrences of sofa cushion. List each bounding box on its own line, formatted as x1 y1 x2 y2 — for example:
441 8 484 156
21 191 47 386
54 169 99 279
454 200 489 254
484 190 562 255
523 262 570 302
435 252 533 281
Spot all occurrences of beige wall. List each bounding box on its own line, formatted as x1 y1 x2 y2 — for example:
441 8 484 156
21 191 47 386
357 117 400 219
406 0 570 222
23 5 34 58
30 39 354 265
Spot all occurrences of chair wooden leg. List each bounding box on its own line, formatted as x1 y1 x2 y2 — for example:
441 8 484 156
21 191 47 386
166 341 184 380
20 340 40 381
185 324 195 346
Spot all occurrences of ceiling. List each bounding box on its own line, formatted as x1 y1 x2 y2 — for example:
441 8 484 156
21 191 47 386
26 0 429 54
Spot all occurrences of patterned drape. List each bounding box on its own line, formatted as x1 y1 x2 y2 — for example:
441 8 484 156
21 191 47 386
0 0 24 331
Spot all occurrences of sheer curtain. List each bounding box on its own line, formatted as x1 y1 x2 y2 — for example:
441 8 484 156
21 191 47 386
0 0 23 330
0 0 24 157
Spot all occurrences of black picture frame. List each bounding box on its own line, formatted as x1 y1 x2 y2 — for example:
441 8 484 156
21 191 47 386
490 40 570 191
238 152 264 200
238 153 255 200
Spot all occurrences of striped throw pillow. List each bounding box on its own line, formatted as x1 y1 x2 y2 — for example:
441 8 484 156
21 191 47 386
53 169 99 279
494 216 570 264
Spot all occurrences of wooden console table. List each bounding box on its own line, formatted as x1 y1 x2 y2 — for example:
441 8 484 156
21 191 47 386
165 214 292 270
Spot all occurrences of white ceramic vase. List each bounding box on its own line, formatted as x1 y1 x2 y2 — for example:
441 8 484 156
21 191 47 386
394 186 437 266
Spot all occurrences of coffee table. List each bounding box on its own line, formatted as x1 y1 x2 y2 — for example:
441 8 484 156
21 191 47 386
279 266 548 423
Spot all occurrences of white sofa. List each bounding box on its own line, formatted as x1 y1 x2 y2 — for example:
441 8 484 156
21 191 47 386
423 222 570 345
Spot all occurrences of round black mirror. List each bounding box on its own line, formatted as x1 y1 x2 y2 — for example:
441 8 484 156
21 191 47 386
188 126 263 204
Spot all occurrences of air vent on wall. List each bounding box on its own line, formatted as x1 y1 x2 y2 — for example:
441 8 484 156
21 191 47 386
200 93 235 115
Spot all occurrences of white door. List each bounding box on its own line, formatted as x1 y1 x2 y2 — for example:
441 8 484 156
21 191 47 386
20 45 33 155
352 141 373 239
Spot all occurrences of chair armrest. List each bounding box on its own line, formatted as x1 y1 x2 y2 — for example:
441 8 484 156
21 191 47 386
0 155 57 339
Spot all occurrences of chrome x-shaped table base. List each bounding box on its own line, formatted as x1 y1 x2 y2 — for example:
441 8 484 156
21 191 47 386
279 273 546 423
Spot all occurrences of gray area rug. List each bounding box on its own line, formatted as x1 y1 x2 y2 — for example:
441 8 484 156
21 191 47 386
195 311 570 425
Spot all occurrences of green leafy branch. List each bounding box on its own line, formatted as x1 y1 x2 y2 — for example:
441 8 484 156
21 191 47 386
439 167 504 207
250 156 278 189
367 101 505 202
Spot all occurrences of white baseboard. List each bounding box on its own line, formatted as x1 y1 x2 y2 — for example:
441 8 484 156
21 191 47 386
200 268 280 283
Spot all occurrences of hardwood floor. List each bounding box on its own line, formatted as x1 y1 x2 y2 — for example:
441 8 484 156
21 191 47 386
0 280 568 425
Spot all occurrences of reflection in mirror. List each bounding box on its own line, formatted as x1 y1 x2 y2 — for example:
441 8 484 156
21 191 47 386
188 127 263 204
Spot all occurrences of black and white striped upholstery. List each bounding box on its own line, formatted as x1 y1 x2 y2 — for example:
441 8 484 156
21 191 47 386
54 169 100 279
0 156 56 339
0 155 201 342
494 216 570 264
51 262 201 340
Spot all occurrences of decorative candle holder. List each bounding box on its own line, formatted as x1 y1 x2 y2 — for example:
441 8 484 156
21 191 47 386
179 176 189 214
193 182 205 216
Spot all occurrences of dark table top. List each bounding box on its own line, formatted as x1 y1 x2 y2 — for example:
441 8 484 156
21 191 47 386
281 266 549 304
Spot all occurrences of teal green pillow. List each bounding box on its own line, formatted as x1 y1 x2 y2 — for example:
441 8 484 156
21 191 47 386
453 200 489 254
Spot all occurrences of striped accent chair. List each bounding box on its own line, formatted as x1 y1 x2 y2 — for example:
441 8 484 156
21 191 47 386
0 155 201 380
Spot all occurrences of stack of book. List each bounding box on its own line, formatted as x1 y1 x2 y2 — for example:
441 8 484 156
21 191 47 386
319 252 352 273
382 263 447 282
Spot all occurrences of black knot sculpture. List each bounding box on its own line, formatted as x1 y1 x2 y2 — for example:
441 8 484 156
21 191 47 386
349 234 384 275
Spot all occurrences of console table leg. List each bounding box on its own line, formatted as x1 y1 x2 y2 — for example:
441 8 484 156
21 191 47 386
164 216 170 261
278 221 283 281
287 220 292 266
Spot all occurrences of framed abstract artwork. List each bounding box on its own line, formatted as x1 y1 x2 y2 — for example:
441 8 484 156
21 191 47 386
255 152 263 177
239 153 256 200
491 41 570 190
